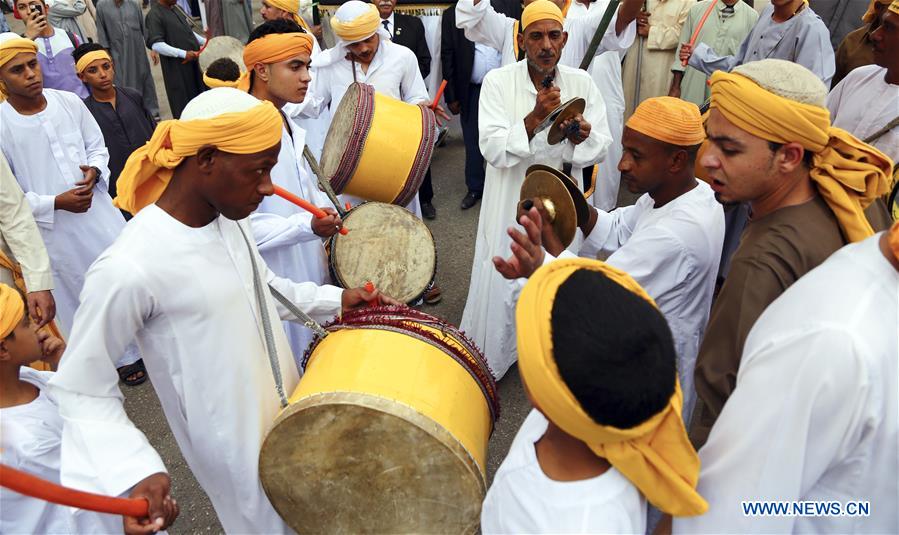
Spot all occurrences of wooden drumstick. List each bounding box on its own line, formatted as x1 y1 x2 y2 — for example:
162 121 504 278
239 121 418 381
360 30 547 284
682 0 718 66
273 185 349 236
430 80 448 110
0 464 149 518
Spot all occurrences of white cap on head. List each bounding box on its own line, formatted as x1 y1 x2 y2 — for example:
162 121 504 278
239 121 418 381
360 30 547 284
732 59 828 108
180 87 262 120
0 32 23 45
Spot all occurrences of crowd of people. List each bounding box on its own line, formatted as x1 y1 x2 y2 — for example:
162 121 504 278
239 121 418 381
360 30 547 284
0 0 897 532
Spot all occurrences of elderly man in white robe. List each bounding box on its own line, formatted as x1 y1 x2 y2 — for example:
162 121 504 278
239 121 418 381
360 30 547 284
46 88 394 534
0 33 141 377
461 0 611 380
673 223 899 533
244 20 342 366
456 0 639 211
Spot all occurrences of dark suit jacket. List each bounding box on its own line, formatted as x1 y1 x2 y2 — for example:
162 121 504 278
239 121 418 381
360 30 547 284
440 0 521 111
390 13 431 79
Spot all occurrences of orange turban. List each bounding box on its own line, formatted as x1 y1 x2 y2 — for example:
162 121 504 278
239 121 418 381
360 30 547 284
0 36 38 99
521 0 564 30
862 0 892 21
627 96 705 146
0 283 24 339
243 32 314 71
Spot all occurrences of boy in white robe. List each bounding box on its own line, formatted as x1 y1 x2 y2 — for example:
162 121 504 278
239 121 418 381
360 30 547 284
0 33 143 382
244 20 343 365
460 0 611 379
496 97 725 423
673 224 899 533
0 283 129 534
46 88 395 533
482 258 707 533
455 0 640 211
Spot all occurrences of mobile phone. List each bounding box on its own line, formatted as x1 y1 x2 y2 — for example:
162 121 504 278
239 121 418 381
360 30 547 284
29 3 43 16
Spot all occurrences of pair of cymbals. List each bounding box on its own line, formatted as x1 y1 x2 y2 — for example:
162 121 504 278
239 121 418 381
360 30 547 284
534 98 586 145
519 165 592 248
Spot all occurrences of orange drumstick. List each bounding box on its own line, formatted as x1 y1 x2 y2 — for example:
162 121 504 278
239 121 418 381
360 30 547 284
364 281 381 307
682 0 718 66
430 80 448 110
273 185 349 235
0 464 149 518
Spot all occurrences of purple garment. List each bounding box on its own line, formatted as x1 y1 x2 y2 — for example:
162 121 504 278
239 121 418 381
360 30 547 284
35 29 90 99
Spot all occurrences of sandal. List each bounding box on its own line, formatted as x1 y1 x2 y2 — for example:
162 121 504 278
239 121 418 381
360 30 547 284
423 284 443 305
118 359 148 387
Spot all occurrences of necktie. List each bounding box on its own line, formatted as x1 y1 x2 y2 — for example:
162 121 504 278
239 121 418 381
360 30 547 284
382 19 390 35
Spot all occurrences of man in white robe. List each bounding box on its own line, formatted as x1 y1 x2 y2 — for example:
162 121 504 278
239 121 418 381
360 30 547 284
674 225 899 534
455 0 639 210
0 33 140 372
495 97 724 422
245 21 342 365
47 88 393 533
461 0 611 379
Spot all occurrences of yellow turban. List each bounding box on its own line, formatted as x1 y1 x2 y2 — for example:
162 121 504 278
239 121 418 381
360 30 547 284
203 70 250 92
243 32 315 70
330 2 381 44
627 96 705 147
891 0 899 14
0 37 38 100
521 0 565 30
0 283 25 339
265 0 312 31
516 258 708 517
74 50 111 74
709 70 893 243
113 95 283 215
862 0 892 21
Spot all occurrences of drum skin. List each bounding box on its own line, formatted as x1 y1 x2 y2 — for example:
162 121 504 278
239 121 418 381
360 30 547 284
321 83 436 207
259 311 496 534
329 202 436 304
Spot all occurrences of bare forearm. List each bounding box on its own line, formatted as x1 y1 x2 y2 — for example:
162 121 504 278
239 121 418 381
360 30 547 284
616 0 642 34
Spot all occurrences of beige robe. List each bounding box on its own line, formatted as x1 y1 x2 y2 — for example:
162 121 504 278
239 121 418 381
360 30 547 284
621 0 694 118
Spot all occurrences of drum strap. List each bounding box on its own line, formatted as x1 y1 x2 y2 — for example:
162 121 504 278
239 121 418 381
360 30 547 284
237 222 291 408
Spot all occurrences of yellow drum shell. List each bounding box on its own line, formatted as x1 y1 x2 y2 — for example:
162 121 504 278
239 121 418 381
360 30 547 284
259 326 492 533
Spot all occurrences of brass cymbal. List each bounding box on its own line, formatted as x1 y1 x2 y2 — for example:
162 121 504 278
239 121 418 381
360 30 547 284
526 164 591 233
520 169 578 248
546 97 586 145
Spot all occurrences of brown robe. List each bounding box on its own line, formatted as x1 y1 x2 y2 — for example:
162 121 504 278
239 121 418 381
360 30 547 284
690 195 847 448
833 25 876 88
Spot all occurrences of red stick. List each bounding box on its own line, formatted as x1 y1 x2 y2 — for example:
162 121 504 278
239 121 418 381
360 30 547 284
682 0 718 66
430 80 448 110
364 281 381 307
273 185 349 235
0 464 149 518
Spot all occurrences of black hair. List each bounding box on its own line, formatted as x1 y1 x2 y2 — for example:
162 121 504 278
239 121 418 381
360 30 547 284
768 141 814 167
245 19 307 90
549 269 677 429
205 57 241 83
71 42 109 64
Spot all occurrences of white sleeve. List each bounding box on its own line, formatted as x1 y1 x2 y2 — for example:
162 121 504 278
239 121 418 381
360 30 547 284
151 41 186 59
249 211 319 254
604 229 692 300
569 74 611 167
76 98 111 187
263 255 343 323
47 255 167 498
578 202 643 258
0 155 54 291
674 327 872 533
477 71 533 169
401 50 431 105
455 0 513 52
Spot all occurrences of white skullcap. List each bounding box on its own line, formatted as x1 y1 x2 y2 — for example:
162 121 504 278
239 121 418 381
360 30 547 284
181 87 262 120
732 59 828 108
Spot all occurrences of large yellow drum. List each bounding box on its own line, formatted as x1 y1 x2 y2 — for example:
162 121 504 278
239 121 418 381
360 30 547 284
320 82 437 207
259 307 499 533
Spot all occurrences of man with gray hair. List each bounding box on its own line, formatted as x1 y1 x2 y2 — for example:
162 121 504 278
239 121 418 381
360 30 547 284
688 59 892 447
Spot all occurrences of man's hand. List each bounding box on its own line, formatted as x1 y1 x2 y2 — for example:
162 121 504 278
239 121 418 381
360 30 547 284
533 84 562 123
558 113 591 145
493 206 547 280
679 42 693 65
80 164 98 187
519 198 565 256
341 287 403 311
432 104 452 126
311 208 343 238
182 50 199 63
37 330 65 369
311 24 323 41
447 101 461 115
24 8 49 39
26 290 55 328
55 185 94 213
149 50 160 66
124 473 178 535
636 10 651 38
668 75 682 98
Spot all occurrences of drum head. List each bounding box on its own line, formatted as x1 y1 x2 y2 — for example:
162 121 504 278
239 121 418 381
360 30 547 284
198 36 245 73
321 83 371 194
260 392 485 534
330 203 436 304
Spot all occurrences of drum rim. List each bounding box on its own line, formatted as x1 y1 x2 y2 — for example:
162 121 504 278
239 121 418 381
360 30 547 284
393 104 437 207
259 391 485 533
324 83 376 194
328 202 438 304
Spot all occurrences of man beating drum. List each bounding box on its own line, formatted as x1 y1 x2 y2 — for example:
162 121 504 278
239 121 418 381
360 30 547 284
46 88 399 534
